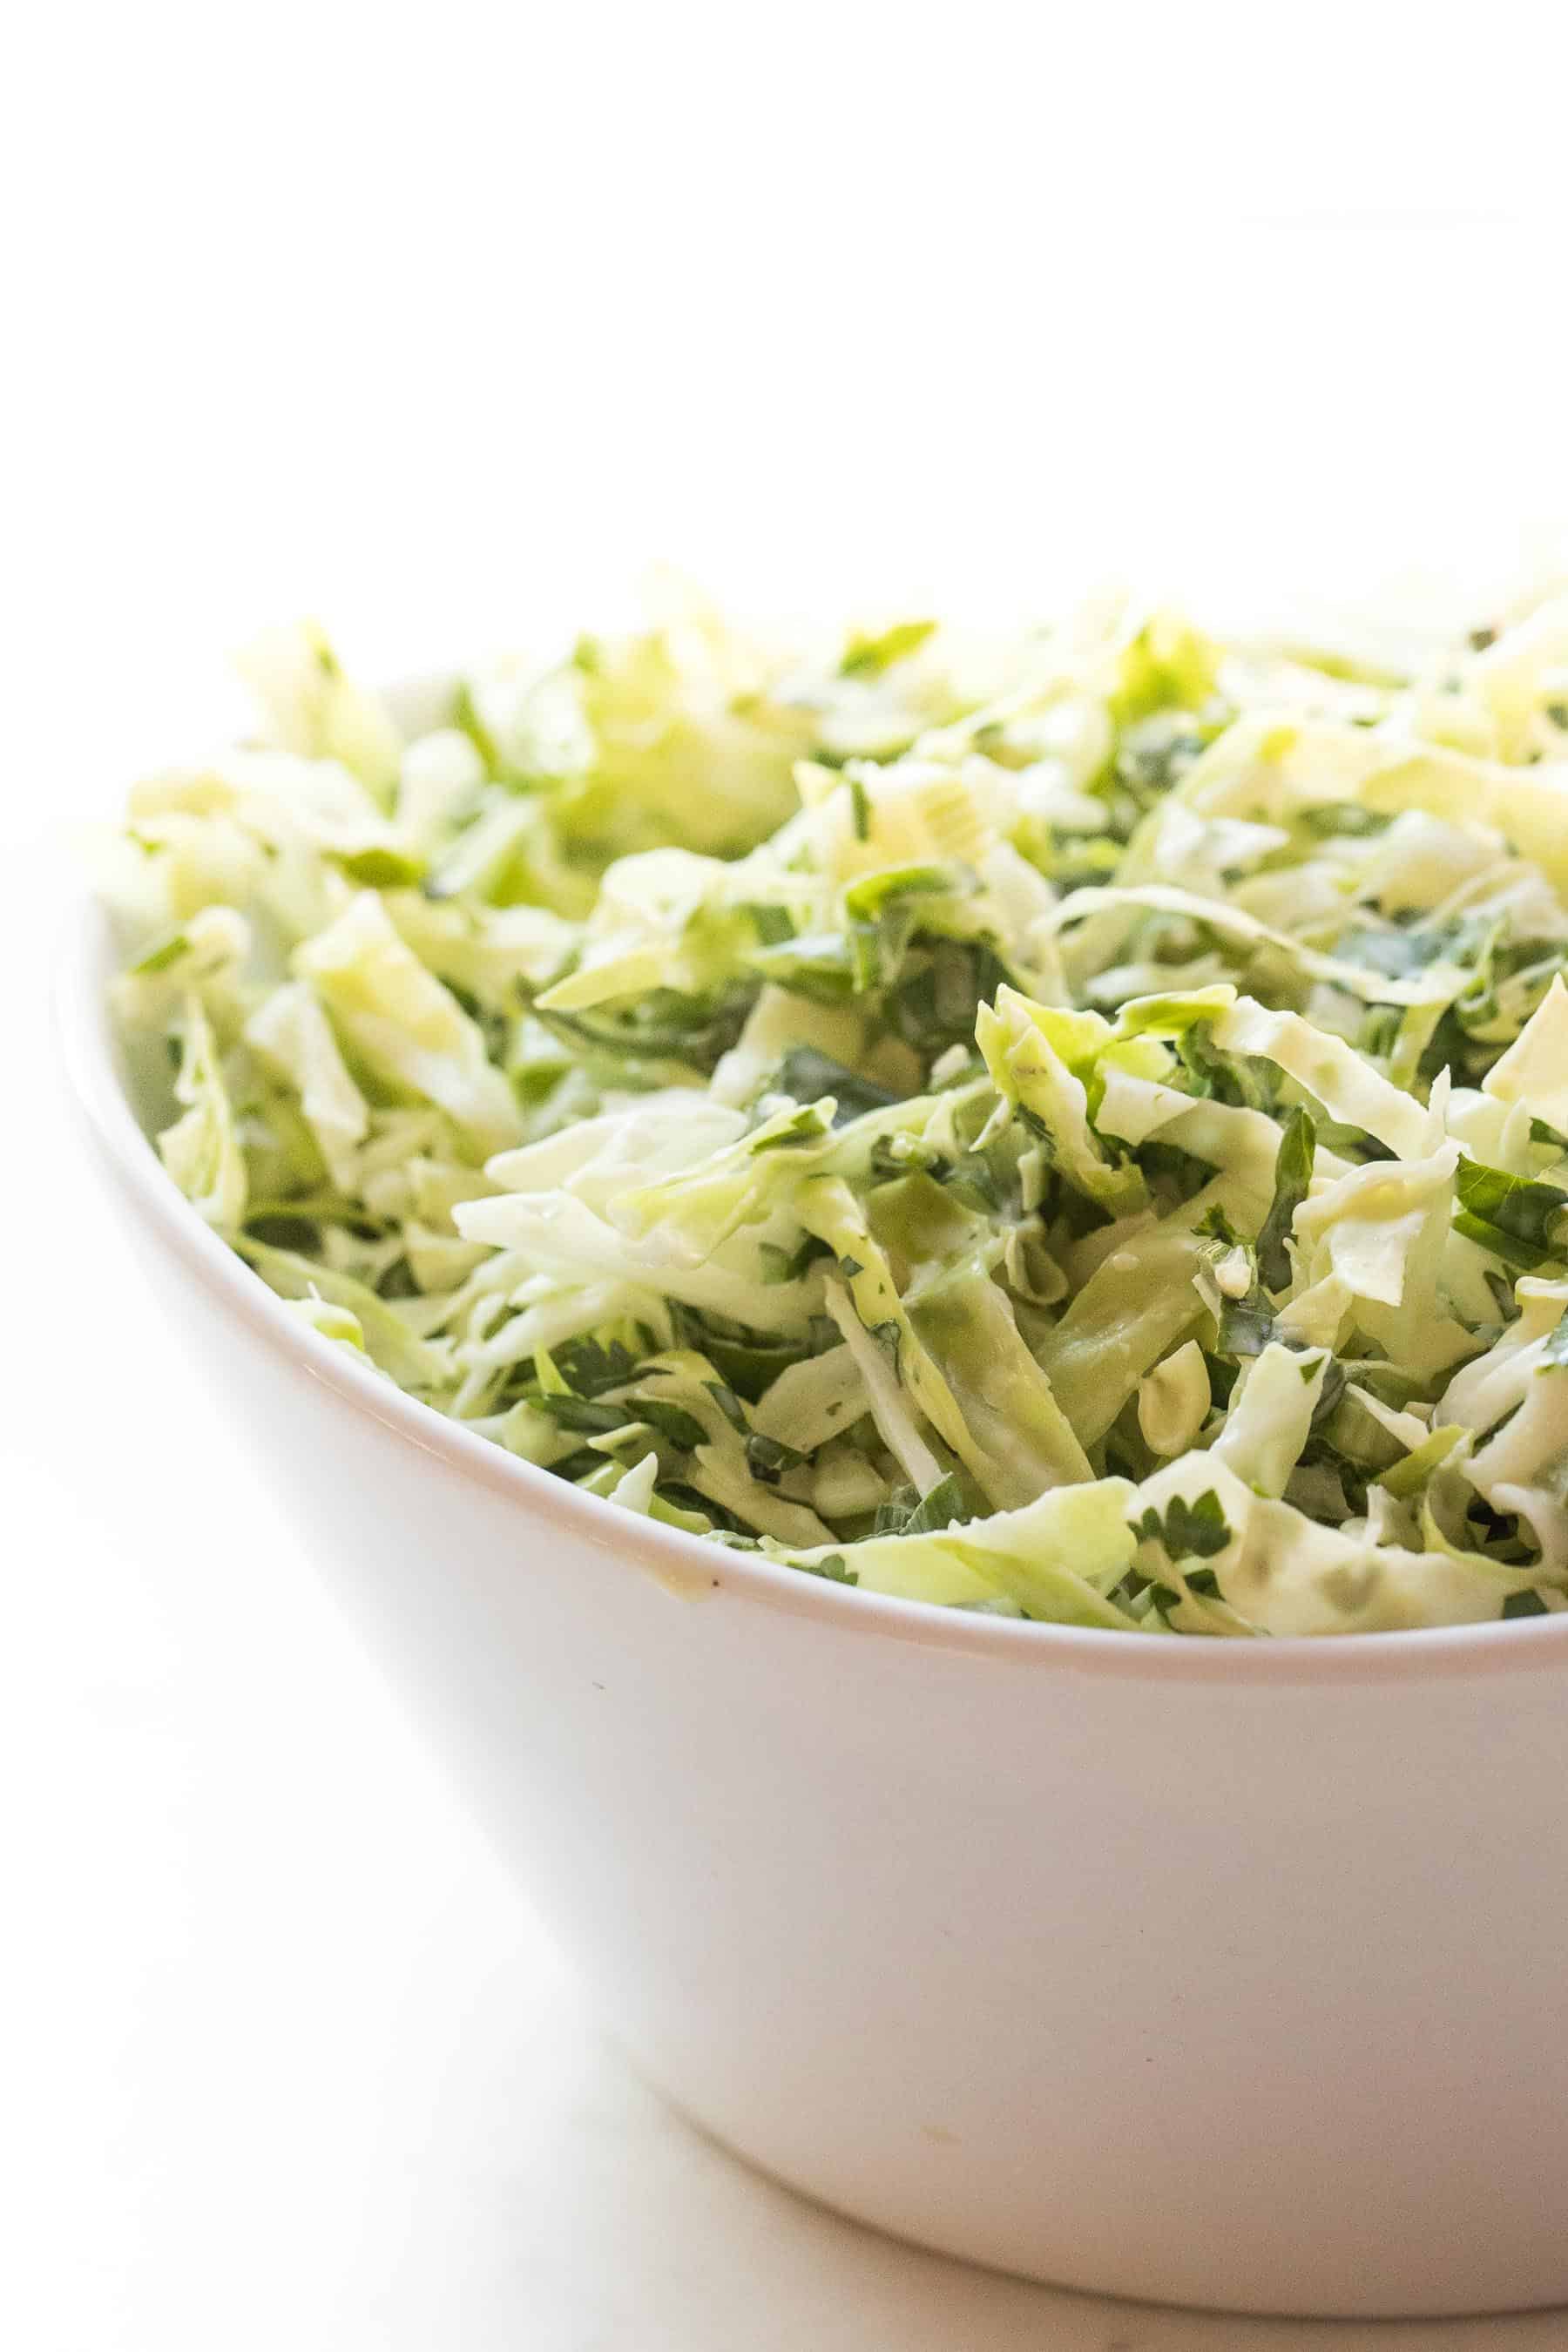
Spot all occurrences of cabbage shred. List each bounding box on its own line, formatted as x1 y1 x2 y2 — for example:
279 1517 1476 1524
105 587 1568 1632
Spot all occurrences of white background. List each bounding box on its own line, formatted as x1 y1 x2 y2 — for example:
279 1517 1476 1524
8 8 1568 2346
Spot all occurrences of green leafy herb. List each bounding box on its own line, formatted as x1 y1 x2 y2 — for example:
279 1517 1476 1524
1132 1490 1233 1562
1301 802 1393 839
1453 1161 1568 1271
533 1394 637 1436
748 1103 835 1153
703 1380 748 1429
802 1552 860 1585
755 1234 832 1288
551 1335 654 1396
130 930 191 976
774 1048 902 1124
840 618 937 679
745 1431 810 1484
1255 1107 1316 1294
635 1400 711 1453
842 864 966 925
902 1473 966 1534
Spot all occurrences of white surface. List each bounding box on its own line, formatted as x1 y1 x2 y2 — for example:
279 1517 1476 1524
10 7 1568 2341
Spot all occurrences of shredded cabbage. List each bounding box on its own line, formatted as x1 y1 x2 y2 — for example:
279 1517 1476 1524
104 588 1568 1633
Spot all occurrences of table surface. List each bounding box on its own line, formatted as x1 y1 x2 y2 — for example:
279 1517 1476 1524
10 814 1568 2352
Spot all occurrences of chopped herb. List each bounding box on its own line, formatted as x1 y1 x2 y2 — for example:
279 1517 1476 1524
702 1380 748 1429
843 864 967 924
130 930 190 976
533 1395 635 1436
774 1048 902 1124
1217 1288 1276 1360
1255 1107 1315 1294
745 901 794 947
1453 1161 1568 1271
902 1473 966 1534
330 844 426 889
1301 802 1393 839
756 1233 832 1287
749 1103 835 1153
803 1552 860 1585
551 1335 652 1396
554 1446 618 1483
1132 1490 1232 1561
745 1431 809 1484
840 618 937 679
635 1400 710 1453
868 1320 902 1369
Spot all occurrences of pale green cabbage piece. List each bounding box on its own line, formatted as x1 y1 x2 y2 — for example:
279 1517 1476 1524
294 892 523 1157
158 994 247 1229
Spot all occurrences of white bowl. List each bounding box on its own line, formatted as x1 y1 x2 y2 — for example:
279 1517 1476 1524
62 870 1568 2322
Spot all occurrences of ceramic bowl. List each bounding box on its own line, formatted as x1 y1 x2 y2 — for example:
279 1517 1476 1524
61 751 1568 2321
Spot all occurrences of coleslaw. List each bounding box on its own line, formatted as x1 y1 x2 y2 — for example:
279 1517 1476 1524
104 585 1568 1633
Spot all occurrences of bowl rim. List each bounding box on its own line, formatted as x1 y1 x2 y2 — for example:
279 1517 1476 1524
62 862 1568 1688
